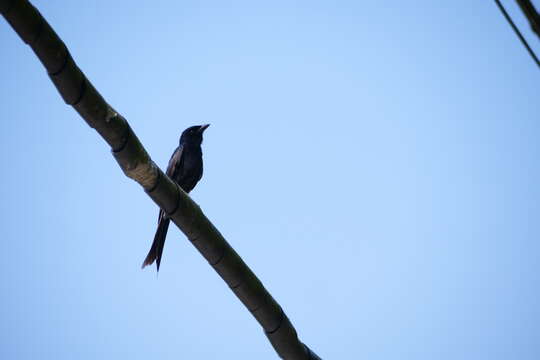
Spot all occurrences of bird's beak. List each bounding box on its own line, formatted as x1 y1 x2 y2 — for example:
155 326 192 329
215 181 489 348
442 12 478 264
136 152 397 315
198 124 210 133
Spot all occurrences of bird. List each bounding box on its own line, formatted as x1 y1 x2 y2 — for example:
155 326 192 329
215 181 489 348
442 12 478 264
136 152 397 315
142 124 210 271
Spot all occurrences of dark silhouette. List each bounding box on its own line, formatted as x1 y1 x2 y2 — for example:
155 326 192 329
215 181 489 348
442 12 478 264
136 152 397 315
142 124 210 271
3 4 322 356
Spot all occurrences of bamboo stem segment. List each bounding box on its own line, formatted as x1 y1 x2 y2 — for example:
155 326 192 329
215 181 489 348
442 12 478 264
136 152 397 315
1 1 321 359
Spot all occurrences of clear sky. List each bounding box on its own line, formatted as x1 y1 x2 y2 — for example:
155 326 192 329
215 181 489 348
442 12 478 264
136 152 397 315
1 1 539 359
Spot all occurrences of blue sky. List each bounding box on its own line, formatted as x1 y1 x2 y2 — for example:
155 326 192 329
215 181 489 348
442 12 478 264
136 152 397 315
1 1 539 359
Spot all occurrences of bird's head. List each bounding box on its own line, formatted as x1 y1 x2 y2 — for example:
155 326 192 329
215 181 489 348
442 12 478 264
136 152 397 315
180 124 210 145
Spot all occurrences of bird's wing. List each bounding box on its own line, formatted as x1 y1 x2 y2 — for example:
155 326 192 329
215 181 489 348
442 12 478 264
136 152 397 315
166 145 184 179
154 145 183 223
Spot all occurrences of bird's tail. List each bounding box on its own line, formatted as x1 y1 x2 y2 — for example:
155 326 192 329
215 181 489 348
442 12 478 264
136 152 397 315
142 212 171 272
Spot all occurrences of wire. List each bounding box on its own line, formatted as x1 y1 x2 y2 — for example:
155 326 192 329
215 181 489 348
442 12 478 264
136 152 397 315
516 0 540 39
494 0 540 68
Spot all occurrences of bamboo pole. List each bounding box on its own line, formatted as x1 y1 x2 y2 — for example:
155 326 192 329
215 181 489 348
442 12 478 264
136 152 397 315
1 1 321 359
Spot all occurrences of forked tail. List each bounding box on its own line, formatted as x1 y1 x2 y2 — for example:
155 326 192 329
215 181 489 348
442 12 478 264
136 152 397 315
142 213 171 271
